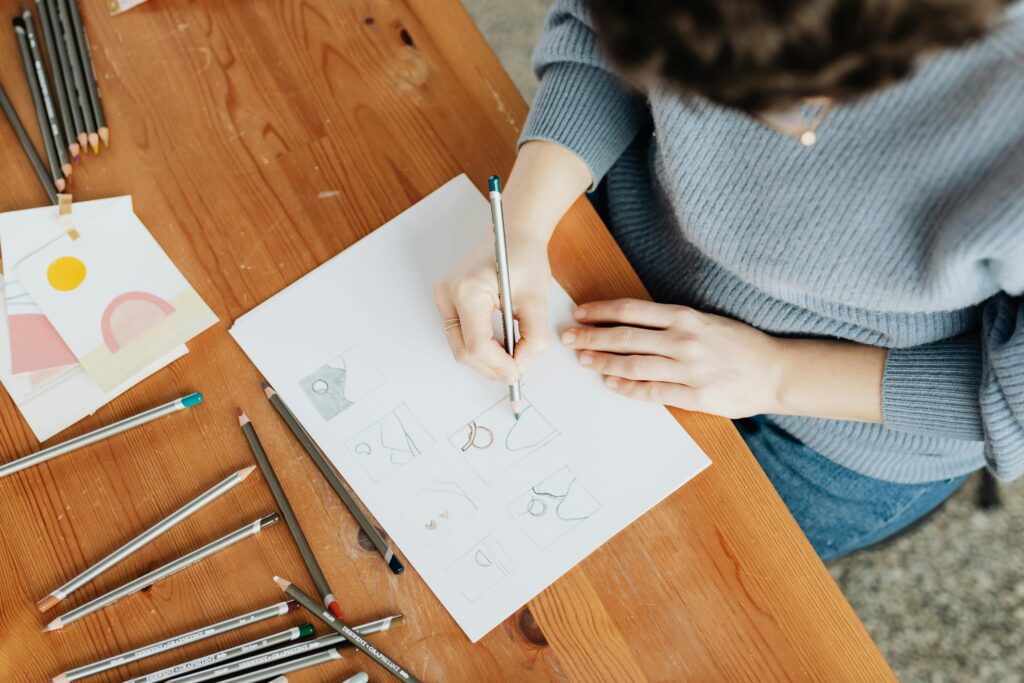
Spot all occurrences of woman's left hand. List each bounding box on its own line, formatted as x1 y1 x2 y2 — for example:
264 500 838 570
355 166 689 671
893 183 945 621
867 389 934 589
561 299 788 418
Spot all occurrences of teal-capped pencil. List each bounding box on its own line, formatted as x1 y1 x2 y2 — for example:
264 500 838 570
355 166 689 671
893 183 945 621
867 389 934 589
488 175 522 419
0 392 203 480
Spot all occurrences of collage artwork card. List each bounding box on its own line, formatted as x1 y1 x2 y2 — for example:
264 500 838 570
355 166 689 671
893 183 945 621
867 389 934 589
12 196 217 392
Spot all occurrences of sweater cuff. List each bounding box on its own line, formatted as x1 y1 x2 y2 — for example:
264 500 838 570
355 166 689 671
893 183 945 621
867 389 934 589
519 61 646 191
882 337 985 440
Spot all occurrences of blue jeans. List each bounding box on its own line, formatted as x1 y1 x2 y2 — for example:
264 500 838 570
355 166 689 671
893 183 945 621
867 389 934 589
735 416 970 562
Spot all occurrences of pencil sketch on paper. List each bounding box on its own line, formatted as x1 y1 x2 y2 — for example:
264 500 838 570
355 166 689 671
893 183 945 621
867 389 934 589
445 536 515 602
401 469 480 541
299 345 385 420
508 467 601 549
345 404 434 482
448 394 558 483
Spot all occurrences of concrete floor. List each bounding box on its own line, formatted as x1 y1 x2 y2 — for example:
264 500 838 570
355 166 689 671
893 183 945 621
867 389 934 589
462 1 1024 680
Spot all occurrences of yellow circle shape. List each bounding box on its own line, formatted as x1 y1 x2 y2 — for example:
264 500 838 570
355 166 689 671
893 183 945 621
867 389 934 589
47 256 87 292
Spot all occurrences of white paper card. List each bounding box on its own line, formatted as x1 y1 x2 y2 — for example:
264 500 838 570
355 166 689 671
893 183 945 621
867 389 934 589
230 175 711 642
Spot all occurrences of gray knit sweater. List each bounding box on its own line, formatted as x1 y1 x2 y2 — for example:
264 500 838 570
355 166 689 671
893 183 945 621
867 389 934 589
520 0 1024 484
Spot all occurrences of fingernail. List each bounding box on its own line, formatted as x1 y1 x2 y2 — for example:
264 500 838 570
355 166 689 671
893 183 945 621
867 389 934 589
605 376 619 388
579 352 593 366
561 330 576 344
575 307 588 320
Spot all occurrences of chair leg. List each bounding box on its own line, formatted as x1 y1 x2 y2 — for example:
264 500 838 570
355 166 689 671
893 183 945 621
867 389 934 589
977 469 1001 510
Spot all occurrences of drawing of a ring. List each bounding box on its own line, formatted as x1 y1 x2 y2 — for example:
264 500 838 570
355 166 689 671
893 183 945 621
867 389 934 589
460 421 494 451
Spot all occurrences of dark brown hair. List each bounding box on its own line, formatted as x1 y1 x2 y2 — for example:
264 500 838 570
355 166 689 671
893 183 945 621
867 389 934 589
588 0 1007 112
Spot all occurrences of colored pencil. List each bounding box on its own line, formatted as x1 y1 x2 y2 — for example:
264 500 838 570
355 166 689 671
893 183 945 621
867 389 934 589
239 410 343 619
0 392 203 480
44 513 280 632
53 600 299 683
38 465 257 613
13 16 63 192
488 175 523 419
215 648 356 683
64 0 105 149
162 615 404 683
0 79 57 204
21 9 71 178
124 623 314 683
263 382 404 575
274 577 422 683
46 0 83 151
35 0 78 161
55 0 92 152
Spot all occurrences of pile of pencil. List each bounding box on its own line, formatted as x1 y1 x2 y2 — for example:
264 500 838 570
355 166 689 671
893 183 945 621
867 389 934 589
2 0 108 205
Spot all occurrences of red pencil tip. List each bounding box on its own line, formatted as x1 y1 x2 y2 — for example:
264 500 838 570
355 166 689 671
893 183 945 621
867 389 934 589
327 600 345 621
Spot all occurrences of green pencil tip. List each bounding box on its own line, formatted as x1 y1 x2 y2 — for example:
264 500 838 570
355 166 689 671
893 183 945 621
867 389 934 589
181 392 204 407
488 175 500 192
299 623 315 637
91 143 99 154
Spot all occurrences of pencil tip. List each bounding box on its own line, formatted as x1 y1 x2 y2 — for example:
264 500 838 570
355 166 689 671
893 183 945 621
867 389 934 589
36 593 60 613
61 164 72 178
273 576 289 590
238 464 257 480
43 617 62 632
237 409 249 426
262 382 276 398
52 674 68 683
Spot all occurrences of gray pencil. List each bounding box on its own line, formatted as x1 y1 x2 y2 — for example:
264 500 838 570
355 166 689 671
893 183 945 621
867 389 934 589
44 513 280 632
45 0 83 151
263 383 404 575
64 0 105 149
21 9 70 177
13 17 63 192
38 466 257 613
238 410 339 616
53 600 300 683
163 615 405 683
55 0 93 152
35 0 78 161
0 392 203 480
0 80 57 204
124 623 314 683
216 648 357 683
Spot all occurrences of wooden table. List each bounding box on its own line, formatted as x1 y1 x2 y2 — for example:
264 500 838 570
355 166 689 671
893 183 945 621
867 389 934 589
0 1 895 680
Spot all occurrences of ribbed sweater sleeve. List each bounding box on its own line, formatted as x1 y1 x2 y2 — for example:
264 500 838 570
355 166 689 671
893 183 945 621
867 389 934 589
518 0 648 190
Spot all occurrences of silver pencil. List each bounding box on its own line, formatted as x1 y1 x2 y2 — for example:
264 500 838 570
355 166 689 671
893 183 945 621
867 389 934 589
38 465 256 612
163 615 404 683
44 513 279 632
215 648 360 683
124 623 314 683
488 175 522 419
53 600 299 683
0 392 203 480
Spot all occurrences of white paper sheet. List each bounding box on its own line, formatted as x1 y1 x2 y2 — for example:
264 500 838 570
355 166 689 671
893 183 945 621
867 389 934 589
230 175 711 642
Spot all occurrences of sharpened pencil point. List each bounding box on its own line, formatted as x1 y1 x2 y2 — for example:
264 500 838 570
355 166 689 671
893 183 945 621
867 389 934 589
88 133 99 154
36 593 60 613
273 576 289 590
61 163 72 178
237 409 249 426
43 616 62 632
51 674 68 683
238 464 257 480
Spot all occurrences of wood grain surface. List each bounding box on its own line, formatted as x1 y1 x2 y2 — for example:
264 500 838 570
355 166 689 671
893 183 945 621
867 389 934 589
0 0 895 681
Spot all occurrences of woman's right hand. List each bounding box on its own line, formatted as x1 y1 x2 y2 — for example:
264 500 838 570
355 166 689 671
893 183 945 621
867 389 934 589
434 233 553 383
433 140 594 382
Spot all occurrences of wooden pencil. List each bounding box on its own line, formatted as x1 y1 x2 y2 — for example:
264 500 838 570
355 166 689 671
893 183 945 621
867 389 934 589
13 17 63 192
20 9 70 179
32 0 78 162
0 80 57 204
55 0 93 152
64 0 105 149
262 382 405 575
238 410 344 619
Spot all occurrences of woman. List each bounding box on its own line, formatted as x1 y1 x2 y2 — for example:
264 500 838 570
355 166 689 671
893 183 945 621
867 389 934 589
435 0 1024 561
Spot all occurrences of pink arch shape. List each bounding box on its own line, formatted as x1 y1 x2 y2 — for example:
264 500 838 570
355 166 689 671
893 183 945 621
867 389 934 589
101 291 176 352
